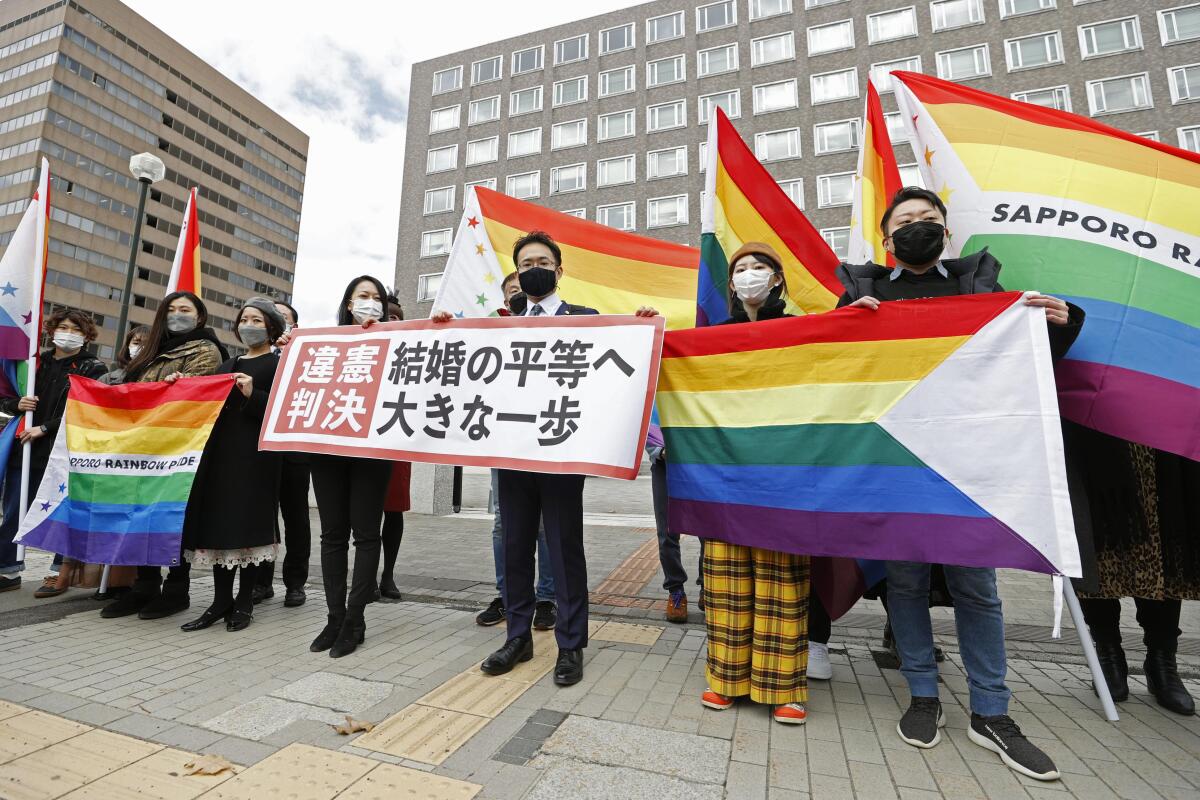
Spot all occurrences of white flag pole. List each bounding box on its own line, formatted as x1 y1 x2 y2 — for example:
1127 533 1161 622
1063 581 1119 721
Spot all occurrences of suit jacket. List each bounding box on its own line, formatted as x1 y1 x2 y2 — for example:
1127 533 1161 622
554 301 599 316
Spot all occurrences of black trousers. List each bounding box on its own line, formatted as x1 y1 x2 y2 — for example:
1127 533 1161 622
650 455 688 592
809 589 832 645
1079 596 1182 649
257 457 312 590
499 469 588 650
134 563 190 596
310 454 389 616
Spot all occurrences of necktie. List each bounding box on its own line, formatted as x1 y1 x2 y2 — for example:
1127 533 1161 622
529 304 544 317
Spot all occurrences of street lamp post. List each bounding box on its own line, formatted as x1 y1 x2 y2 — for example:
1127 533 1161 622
115 153 165 347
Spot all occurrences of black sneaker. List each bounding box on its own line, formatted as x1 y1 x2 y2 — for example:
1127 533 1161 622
897 697 945 748
0 575 20 592
252 585 273 604
969 714 1060 781
476 597 505 626
533 600 557 631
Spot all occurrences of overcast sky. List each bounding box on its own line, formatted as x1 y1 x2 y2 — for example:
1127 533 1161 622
123 0 635 326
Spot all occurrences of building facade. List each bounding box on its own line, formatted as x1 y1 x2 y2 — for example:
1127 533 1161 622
0 0 307 358
396 0 1199 313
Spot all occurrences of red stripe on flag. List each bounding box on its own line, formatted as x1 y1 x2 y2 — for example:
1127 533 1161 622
865 81 903 266
68 373 234 410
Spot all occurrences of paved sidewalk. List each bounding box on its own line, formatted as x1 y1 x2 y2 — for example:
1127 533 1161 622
0 472 1197 799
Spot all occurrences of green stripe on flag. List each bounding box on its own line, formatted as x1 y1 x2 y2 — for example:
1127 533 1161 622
69 471 197 505
665 423 923 467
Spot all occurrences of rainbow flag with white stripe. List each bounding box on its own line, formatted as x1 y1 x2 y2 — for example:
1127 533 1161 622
16 375 231 566
166 186 201 295
893 71 1200 460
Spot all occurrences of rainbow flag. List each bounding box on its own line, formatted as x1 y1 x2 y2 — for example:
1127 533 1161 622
0 157 49 364
893 71 1200 460
166 186 201 294
658 292 1080 577
434 186 699 329
848 80 903 266
15 375 232 566
698 108 842 326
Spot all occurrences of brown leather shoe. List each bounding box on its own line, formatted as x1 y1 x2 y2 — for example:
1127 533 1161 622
666 591 687 623
33 575 67 599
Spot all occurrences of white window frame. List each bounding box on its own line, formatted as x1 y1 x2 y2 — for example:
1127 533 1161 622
647 11 686 44
754 127 802 161
511 45 544 76
468 95 500 125
752 31 796 66
471 55 502 85
753 79 799 114
432 66 462 95
420 229 453 258
507 127 542 158
936 43 992 80
1159 4 1200 45
807 19 856 55
750 0 794 20
817 172 855 208
698 89 742 123
596 154 636 187
509 86 543 117
426 144 458 174
930 0 985 32
898 163 925 188
821 227 851 259
998 0 1056 19
806 0 849 6
1005 30 1064 72
697 0 738 33
551 118 588 150
813 117 862 154
505 170 541 200
810 67 860 105
553 76 588 107
1169 63 1200 103
465 136 499 165
597 201 636 231
600 22 636 55
562 208 586 219
598 109 636 141
871 56 922 93
423 185 456 215
549 163 587 195
884 111 908 141
1078 16 1143 60
646 146 689 180
465 178 497 194
697 43 740 77
1011 85 1072 111
599 65 636 97
647 54 687 88
1135 130 1161 141
777 178 804 209
554 34 589 65
429 104 461 134
646 194 689 228
867 7 919 44
417 273 443 302
1086 72 1153 115
647 99 688 132
1178 125 1200 151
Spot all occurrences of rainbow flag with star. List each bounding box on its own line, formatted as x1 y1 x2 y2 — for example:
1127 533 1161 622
659 292 1080 577
893 71 1200 460
848 80 903 266
15 375 232 566
434 186 699 329
698 108 842 326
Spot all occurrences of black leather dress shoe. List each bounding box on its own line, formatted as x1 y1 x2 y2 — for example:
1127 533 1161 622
554 648 583 686
226 609 252 632
481 636 533 676
1093 639 1129 702
180 605 231 632
1145 645 1196 716
283 588 306 607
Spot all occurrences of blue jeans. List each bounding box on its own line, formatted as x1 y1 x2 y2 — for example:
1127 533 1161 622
0 460 24 575
491 469 554 603
886 561 1010 716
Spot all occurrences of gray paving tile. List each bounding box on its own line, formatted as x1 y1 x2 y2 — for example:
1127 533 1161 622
526 756 723 800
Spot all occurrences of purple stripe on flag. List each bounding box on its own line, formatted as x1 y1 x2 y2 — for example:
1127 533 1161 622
668 498 1059 574
20 519 182 567
0 328 29 362
1056 359 1200 461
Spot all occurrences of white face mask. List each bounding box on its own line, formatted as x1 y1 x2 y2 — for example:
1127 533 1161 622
53 332 85 352
127 344 142 360
732 269 776 304
350 298 382 323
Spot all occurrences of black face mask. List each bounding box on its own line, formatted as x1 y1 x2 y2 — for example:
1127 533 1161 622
890 221 946 266
507 292 528 316
518 266 557 298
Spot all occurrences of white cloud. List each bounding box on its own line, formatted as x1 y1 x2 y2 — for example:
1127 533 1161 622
122 0 635 326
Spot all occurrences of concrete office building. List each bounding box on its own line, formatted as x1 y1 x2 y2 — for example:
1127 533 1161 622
0 0 307 358
396 0 1199 312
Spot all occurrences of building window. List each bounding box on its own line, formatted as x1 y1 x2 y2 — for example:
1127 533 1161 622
600 65 636 96
429 105 461 133
648 11 686 43
1079 17 1142 59
512 45 544 75
647 146 688 179
647 195 688 228
868 7 918 44
1159 5 1200 45
884 111 908 141
507 128 542 158
420 229 452 257
931 0 985 31
555 34 588 65
550 163 586 194
1087 73 1152 114
807 0 848 6
424 186 455 215
811 68 859 104
648 100 688 132
698 43 739 76
1000 0 1055 18
601 23 635 54
597 154 636 186
818 173 855 207
1012 85 1071 110
1169 63 1200 102
751 0 793 19
697 1 737 32
1179 125 1200 151
551 119 588 149
754 79 799 114
647 55 686 87
822 227 850 258
755 128 801 161
699 89 741 122
466 137 499 165
469 95 500 124
505 171 540 199
808 20 855 55
465 178 497 193
553 76 588 107
937 44 991 80
1136 130 1161 141
432 66 462 95
898 163 925 187
598 109 636 141
778 179 804 208
471 55 502 85
871 56 922 93
1006 31 1063 71
698 141 710 170
509 86 543 116
814 118 862 154
417 273 443 302
597 202 636 230
426 144 457 174
752 32 795 66
562 208 586 218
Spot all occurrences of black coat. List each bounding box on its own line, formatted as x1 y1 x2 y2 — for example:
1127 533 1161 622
0 348 107 471
182 353 281 553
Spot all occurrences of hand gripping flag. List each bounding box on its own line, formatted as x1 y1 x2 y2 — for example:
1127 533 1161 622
658 292 1081 579
893 71 1200 460
433 186 700 329
16 375 233 566
166 186 201 294
848 80 903 266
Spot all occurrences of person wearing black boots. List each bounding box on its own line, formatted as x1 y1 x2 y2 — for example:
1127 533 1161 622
308 276 392 658
1066 422 1197 716
375 296 409 602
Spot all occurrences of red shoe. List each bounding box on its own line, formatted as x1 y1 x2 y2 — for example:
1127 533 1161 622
701 689 733 710
773 703 808 725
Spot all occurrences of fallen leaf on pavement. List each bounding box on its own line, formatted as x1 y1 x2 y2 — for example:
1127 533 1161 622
333 715 375 735
182 754 236 776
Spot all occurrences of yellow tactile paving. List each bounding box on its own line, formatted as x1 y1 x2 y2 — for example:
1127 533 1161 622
417 670 529 718
353 705 489 766
58 747 236 800
0 729 162 800
338 762 482 800
202 743 372 800
0 709 90 765
592 620 663 646
0 700 28 721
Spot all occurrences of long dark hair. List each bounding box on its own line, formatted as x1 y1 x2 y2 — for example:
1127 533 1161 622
117 325 150 368
125 291 209 378
337 275 388 326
